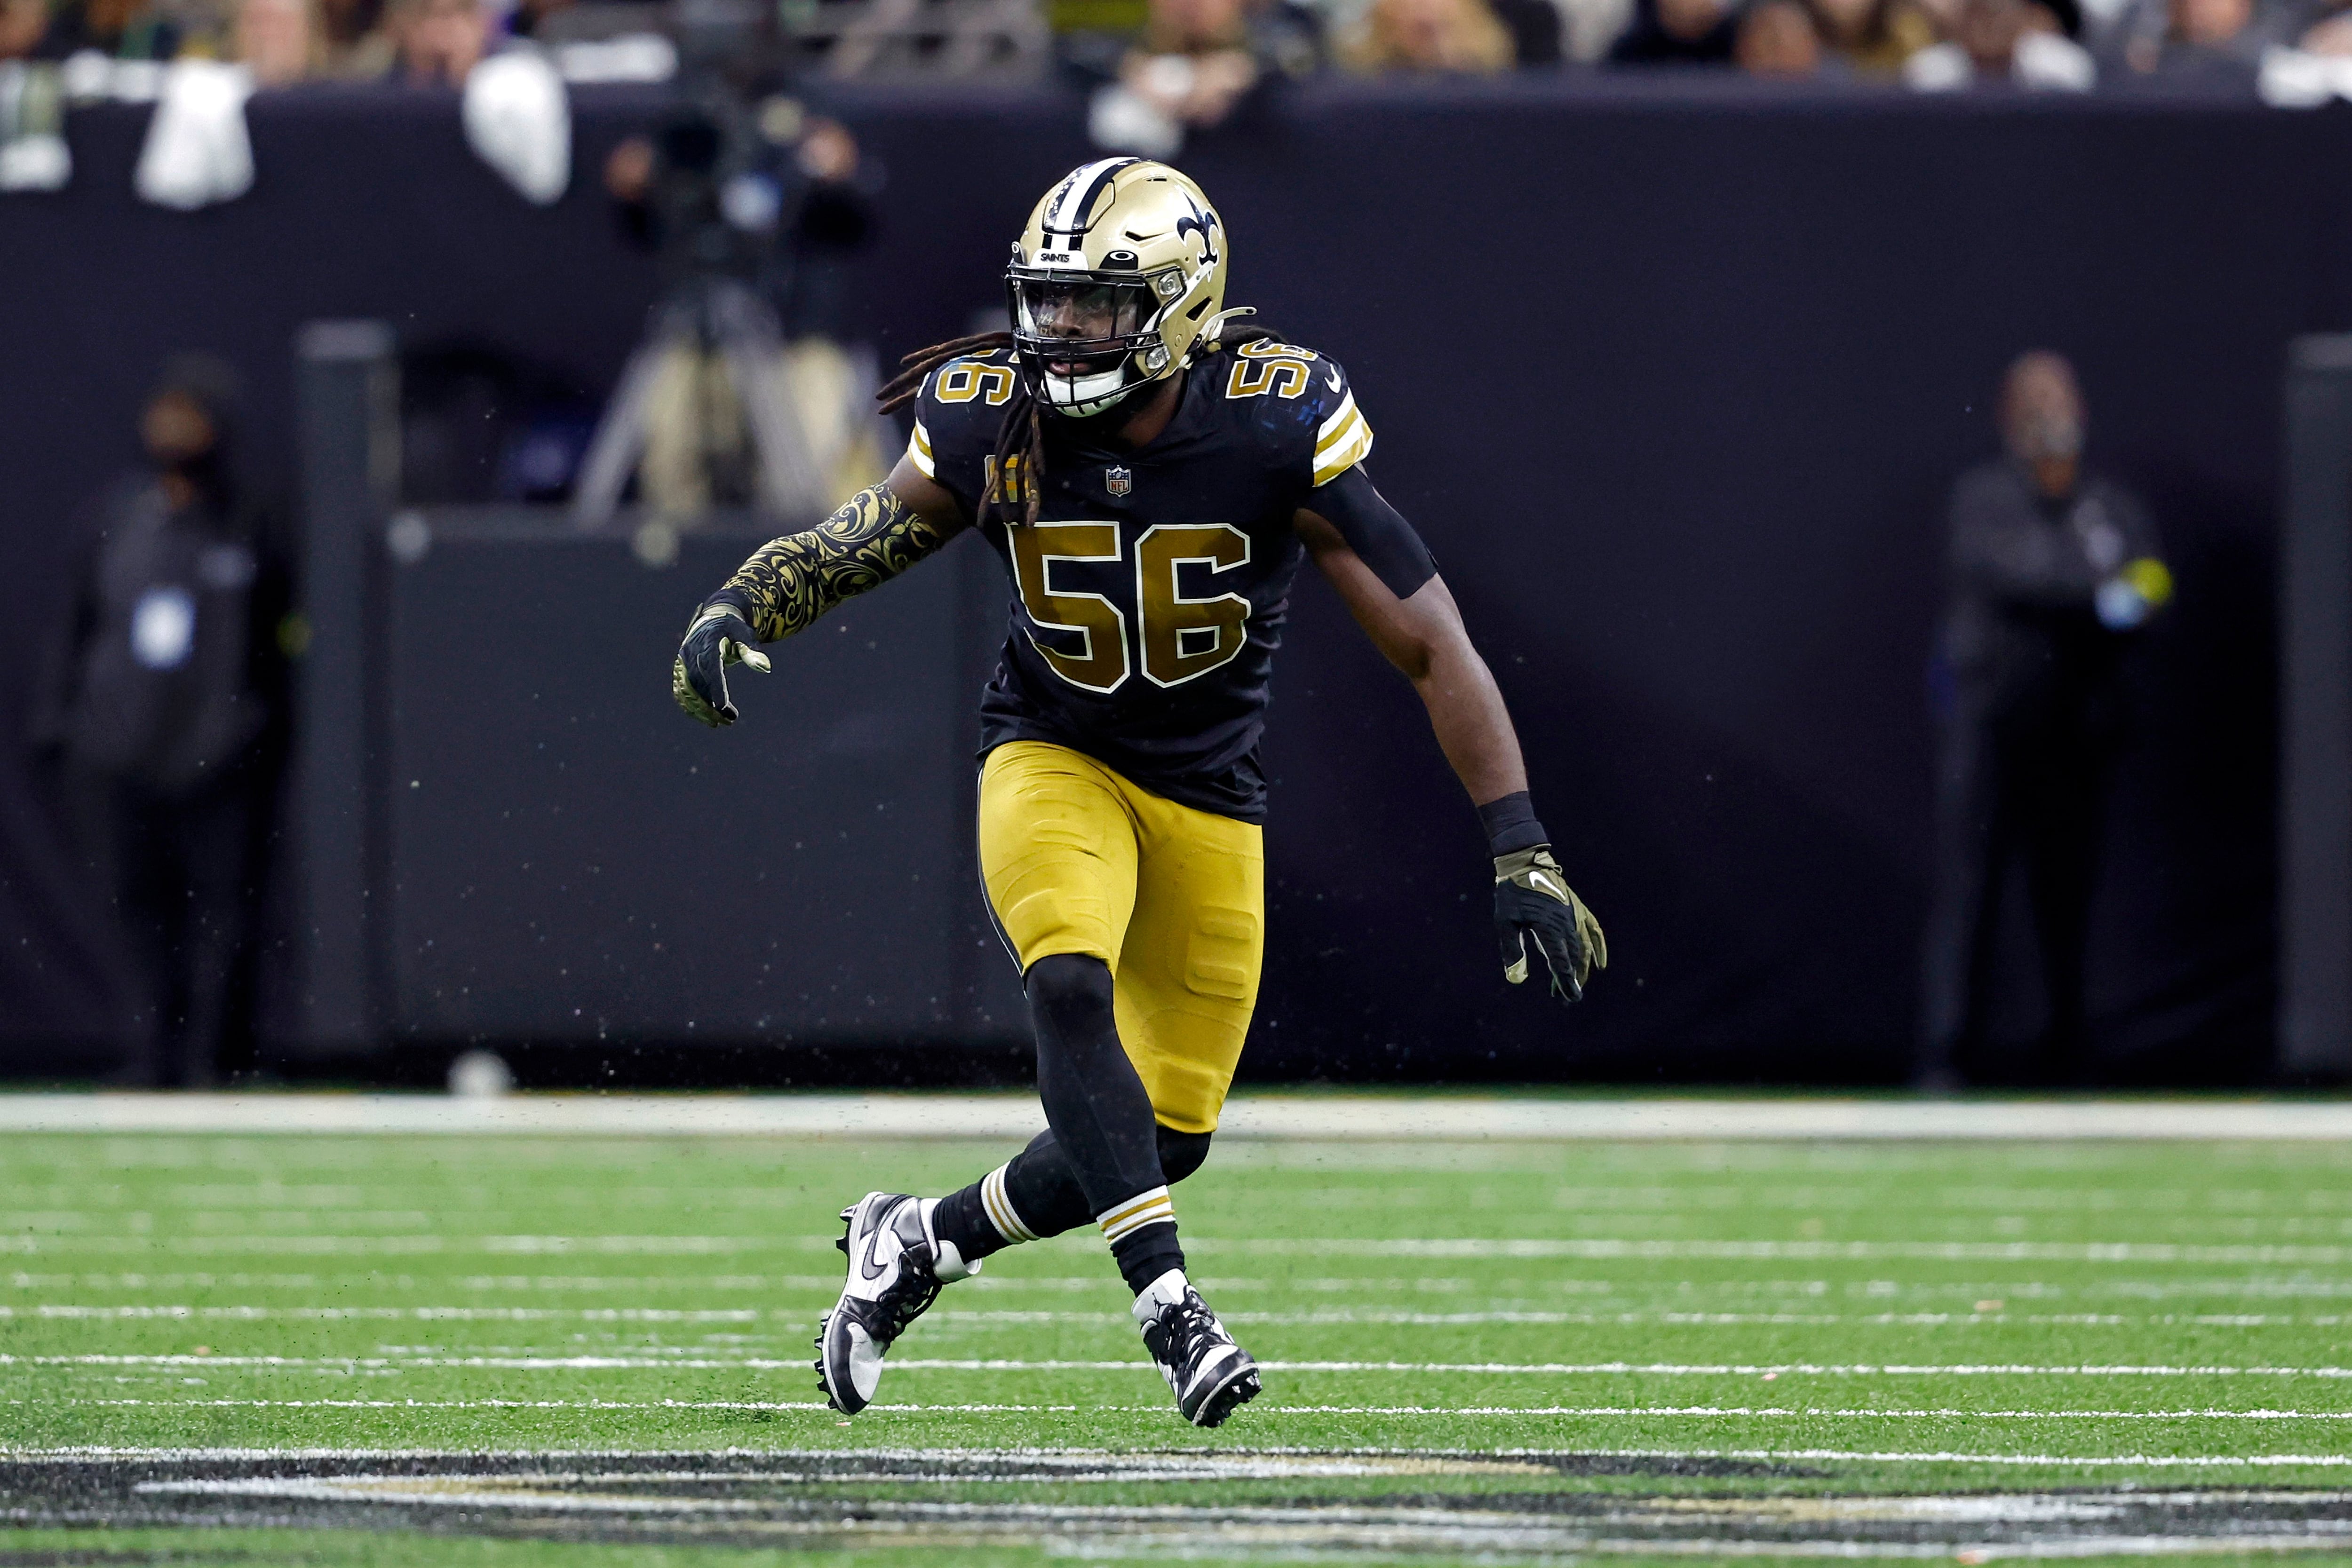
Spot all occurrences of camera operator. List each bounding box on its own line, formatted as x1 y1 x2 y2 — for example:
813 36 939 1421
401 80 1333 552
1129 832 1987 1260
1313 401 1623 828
588 4 880 521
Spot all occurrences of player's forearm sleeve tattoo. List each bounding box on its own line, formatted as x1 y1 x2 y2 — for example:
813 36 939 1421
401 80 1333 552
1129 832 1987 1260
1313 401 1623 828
714 484 953 642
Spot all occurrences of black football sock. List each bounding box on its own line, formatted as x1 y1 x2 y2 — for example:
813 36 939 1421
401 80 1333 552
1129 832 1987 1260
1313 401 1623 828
933 1125 1216 1265
931 1128 1076 1263
1110 1220 1188 1296
1091 1124 1211 1294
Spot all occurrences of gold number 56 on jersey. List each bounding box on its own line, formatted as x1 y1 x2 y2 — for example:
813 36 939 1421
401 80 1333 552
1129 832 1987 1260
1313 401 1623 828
1008 522 1252 694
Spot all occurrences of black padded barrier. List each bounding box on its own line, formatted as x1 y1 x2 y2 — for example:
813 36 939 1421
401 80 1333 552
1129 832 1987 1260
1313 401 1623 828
0 79 2336 1082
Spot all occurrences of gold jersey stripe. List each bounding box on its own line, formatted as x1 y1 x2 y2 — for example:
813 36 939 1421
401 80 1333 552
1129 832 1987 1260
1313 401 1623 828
1312 414 1374 487
908 419 936 480
1313 408 1370 462
1314 391 1360 451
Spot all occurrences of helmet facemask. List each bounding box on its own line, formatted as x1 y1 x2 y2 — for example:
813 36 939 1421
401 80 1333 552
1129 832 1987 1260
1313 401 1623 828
1003 160 1229 424
1007 266 1187 419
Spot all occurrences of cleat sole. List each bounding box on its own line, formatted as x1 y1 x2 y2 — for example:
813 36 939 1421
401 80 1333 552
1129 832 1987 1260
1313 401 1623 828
813 1313 855 1415
1187 1362 1261 1429
814 1206 861 1415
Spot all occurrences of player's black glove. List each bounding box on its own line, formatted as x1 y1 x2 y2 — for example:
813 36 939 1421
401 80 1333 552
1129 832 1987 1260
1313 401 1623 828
1494 845 1607 1003
671 598 771 728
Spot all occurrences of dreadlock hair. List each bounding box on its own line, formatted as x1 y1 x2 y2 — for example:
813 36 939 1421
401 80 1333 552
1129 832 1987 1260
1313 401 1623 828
876 322 1281 530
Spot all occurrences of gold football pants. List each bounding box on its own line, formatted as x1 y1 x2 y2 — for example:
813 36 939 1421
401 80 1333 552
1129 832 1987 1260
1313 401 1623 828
978 740 1264 1135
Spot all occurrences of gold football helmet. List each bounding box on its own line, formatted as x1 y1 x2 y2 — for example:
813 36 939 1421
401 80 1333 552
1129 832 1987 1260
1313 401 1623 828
1007 158 1229 418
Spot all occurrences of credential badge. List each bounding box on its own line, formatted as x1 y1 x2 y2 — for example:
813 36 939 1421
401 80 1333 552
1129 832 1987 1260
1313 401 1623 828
1106 465 1133 499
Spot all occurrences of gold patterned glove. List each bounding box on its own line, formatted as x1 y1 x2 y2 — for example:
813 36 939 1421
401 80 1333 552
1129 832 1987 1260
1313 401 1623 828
1494 846 1607 1003
669 483 955 728
672 599 771 728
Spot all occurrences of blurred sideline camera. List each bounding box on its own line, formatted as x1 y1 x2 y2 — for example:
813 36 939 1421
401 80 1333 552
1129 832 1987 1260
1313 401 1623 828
572 0 889 532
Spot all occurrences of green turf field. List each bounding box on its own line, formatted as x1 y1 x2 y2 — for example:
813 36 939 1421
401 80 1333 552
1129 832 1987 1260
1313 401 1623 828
5 1123 2352 1561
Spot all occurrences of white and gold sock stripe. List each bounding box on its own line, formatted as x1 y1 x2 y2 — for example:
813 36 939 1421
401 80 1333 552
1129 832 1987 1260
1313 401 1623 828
979 1164 1041 1244
1311 392 1374 486
1096 1185 1176 1245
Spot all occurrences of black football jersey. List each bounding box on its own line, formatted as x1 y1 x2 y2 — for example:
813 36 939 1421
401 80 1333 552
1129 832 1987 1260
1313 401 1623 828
910 340 1376 823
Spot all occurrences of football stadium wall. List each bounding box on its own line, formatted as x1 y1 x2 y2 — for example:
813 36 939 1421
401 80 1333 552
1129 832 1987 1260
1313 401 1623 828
0 83 2326 1083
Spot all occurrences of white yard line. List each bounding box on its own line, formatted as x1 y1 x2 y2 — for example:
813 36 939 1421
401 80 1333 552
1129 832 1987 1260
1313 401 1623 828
0 1236 822 1256
9 1443 2352 1469
11 1304 2338 1327
14 1273 2352 1299
0 1305 760 1321
1265 1407 2352 1420
4 1092 2352 1140
1621 1449 2352 1467
12 1353 2352 1377
11 1397 2350 1422
1192 1239 2352 1264
16 1234 2352 1265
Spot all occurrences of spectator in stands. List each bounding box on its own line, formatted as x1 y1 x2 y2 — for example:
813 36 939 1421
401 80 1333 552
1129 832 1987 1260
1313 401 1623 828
27 356 291 1089
1918 351 2171 1091
1556 0 1633 57
1805 0 1936 72
317 0 394 76
1247 0 1330 74
2113 0 2268 73
0 0 48 57
1903 0 2096 85
1607 0 1740 65
1736 0 1823 69
234 0 320 83
2304 5 2352 48
1130 0 1261 114
38 0 182 59
1083 0 1262 153
1490 0 1565 63
385 0 485 82
504 0 574 37
1085 0 1339 153
1343 0 1516 69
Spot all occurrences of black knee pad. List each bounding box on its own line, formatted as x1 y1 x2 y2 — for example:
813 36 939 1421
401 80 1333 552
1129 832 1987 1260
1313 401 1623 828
1156 1127 1213 1185
1025 952 1114 1024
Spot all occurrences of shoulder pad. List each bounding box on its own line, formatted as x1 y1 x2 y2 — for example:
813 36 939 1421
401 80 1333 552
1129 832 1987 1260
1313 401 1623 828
1211 339 1371 486
909 350 1018 483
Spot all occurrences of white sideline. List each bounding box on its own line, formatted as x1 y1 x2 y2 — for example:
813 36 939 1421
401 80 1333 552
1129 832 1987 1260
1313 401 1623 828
9 1444 2352 1469
1 1092 2350 1140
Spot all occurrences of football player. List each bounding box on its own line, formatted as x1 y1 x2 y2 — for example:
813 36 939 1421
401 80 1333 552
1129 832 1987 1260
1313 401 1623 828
672 158 1605 1428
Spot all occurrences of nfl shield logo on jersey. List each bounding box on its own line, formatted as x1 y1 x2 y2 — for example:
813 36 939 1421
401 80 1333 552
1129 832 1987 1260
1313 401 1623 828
1105 465 1133 498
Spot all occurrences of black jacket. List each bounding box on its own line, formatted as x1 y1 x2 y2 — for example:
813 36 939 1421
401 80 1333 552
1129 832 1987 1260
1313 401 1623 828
1939 459 2161 712
31 476 289 795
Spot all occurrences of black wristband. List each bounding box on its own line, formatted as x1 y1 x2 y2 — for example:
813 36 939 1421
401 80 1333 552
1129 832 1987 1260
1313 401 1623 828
1478 791 1549 857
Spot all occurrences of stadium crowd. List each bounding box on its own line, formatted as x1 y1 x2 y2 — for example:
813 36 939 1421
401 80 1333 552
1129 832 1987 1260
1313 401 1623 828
0 0 2341 90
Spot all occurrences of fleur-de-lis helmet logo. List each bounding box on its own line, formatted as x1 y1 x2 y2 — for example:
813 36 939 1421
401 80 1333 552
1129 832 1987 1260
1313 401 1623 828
1175 196 1220 270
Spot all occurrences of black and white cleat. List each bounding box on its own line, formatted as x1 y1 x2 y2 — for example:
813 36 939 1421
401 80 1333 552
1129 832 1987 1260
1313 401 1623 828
813 1191 974 1416
1132 1268 1261 1428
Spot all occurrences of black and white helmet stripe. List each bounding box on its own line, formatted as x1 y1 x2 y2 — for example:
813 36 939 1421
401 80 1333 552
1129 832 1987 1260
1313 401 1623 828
1042 157 1141 245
